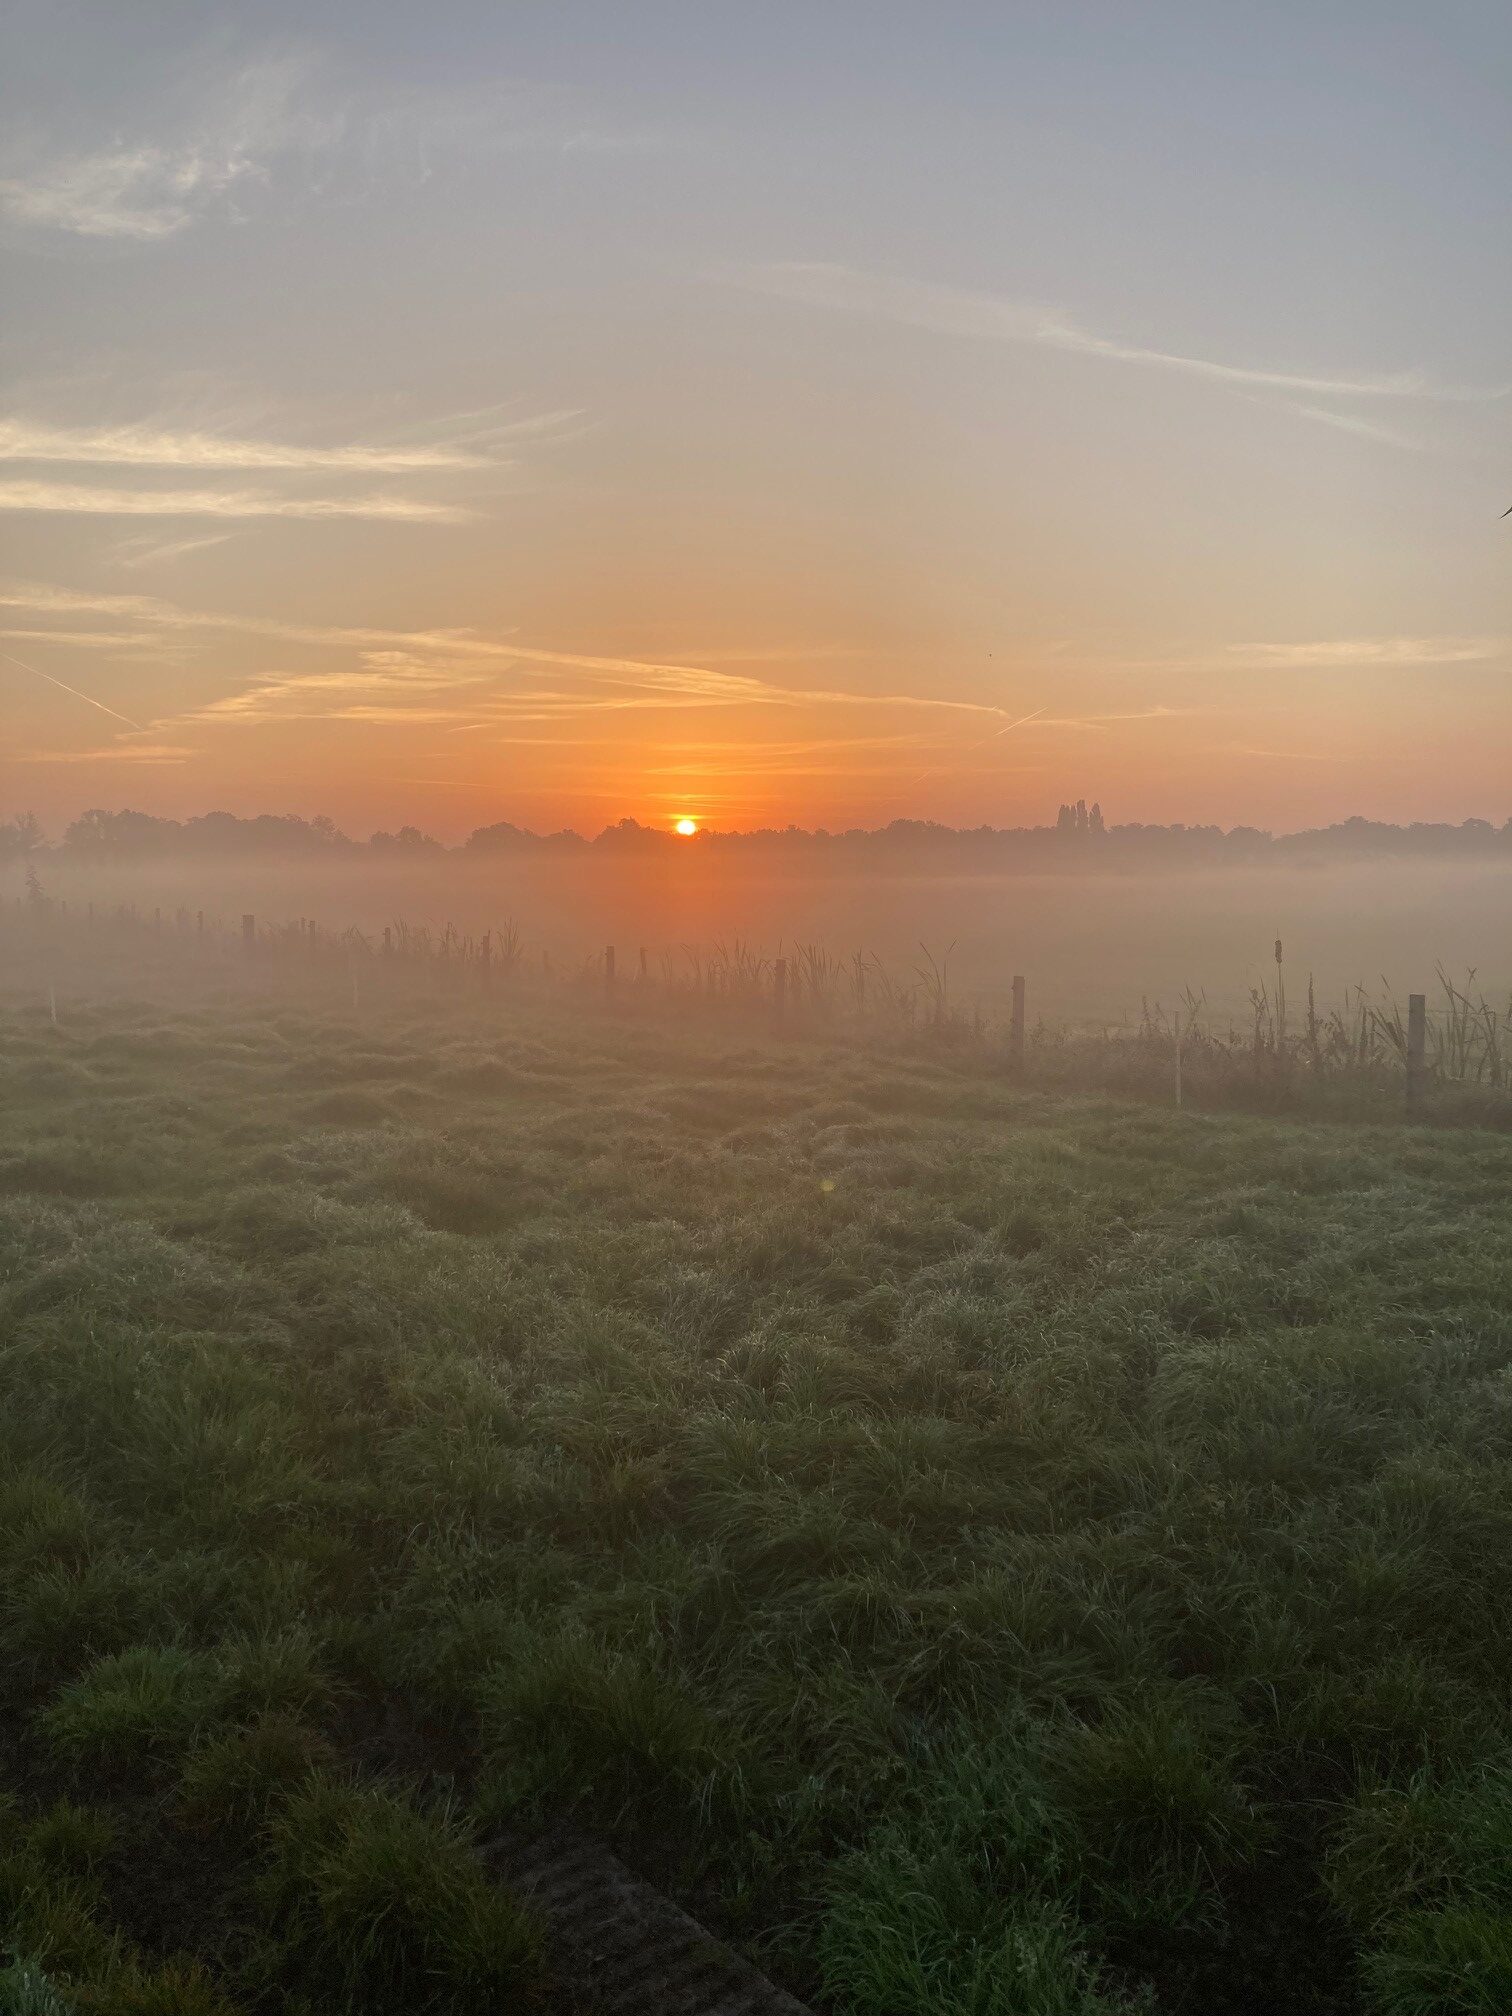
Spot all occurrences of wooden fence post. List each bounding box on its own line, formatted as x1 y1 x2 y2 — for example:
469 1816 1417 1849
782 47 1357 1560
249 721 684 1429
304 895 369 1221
1406 992 1428 1115
1010 974 1026 1073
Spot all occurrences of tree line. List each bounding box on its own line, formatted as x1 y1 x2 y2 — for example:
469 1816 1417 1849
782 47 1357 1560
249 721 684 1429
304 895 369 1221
4 805 1512 871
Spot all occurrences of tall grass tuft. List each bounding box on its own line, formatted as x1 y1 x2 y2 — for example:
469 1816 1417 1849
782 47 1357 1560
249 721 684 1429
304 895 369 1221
257 1777 546 2013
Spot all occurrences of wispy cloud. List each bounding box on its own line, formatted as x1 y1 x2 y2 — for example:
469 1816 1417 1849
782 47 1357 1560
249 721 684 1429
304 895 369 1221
23 585 1498 702
1 54 673 246
0 623 198 673
1027 705 1192 730
0 57 325 241
0 581 1013 744
0 581 446 643
2 627 166 649
1207 743 1334 763
1226 637 1507 669
110 531 238 569
0 143 260 241
0 418 498 473
451 649 1004 718
1281 404 1430 451
381 404 587 455
178 663 490 725
654 643 864 667
0 482 467 522
726 262 1506 403
17 741 195 765
0 406 550 535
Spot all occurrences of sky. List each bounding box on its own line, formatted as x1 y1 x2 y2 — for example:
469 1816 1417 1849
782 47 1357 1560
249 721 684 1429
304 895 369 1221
1 0 1508 840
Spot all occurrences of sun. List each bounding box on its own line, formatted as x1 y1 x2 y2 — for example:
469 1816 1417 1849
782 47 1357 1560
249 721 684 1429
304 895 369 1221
674 817 698 837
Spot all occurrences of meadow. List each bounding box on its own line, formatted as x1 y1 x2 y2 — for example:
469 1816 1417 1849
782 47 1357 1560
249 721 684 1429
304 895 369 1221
3 950 1512 2014
24 848 1512 1029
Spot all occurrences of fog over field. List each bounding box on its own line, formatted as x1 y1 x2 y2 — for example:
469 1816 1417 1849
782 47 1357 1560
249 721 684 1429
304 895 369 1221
6 1 1512 2008
17 852 1512 1025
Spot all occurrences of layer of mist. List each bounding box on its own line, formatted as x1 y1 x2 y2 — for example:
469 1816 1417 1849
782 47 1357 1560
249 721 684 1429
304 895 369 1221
10 850 1509 1025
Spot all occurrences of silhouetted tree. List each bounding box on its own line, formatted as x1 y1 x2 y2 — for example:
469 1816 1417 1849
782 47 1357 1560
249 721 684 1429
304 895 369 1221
62 809 182 858
465 821 537 852
369 825 441 852
0 812 43 863
592 818 673 852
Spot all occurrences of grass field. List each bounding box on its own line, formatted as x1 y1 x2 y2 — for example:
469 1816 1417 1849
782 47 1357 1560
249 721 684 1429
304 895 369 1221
3 980 1512 2014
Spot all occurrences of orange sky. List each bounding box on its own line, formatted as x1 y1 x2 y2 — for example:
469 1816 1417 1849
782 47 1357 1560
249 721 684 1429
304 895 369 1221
2 6 1509 840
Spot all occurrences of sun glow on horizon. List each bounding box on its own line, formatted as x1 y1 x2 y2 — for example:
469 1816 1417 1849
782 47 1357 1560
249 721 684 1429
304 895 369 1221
2 8 1506 839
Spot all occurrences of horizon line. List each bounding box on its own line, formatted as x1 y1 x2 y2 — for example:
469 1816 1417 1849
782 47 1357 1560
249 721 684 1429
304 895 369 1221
7 804 1512 852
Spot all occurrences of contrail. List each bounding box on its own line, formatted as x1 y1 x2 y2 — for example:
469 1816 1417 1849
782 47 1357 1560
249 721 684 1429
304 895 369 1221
0 647 145 730
909 704 1047 786
992 704 1048 738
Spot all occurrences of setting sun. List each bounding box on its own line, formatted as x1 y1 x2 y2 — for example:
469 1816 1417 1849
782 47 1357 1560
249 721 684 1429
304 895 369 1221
675 818 698 837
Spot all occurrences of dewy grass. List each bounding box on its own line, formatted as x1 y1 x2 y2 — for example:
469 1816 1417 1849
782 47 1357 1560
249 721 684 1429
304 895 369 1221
42 1647 216 1778
258 1777 545 2011
177 1710 338 1827
2 974 1512 2011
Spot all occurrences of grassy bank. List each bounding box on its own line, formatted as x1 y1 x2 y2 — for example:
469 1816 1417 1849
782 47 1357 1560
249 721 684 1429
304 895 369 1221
2 986 1512 2013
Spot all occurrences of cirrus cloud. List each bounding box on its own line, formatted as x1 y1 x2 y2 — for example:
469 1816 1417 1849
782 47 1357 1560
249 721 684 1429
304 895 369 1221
0 55 326 241
0 418 495 473
0 481 468 522
725 261 1508 404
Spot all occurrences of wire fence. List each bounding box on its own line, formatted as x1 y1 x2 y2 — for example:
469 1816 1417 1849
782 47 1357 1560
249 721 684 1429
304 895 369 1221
5 891 1510 1122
